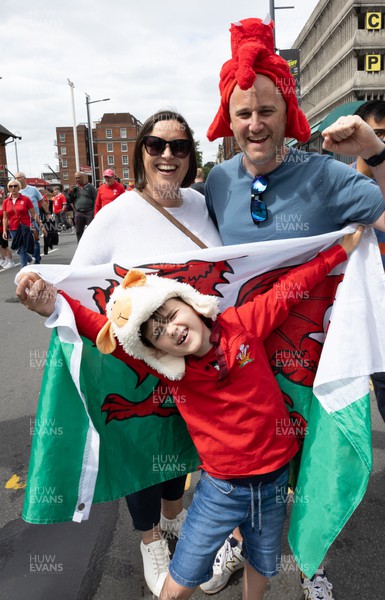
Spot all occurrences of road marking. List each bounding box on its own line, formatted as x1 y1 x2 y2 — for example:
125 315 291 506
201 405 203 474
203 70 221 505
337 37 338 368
0 248 59 274
5 474 27 489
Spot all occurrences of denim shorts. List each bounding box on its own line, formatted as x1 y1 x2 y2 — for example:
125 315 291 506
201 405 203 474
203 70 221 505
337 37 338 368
169 467 289 588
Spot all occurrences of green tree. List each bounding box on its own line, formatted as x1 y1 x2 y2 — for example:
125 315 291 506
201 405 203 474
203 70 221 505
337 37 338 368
203 161 215 179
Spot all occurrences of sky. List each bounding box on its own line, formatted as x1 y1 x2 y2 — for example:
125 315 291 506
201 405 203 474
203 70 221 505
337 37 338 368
0 0 320 177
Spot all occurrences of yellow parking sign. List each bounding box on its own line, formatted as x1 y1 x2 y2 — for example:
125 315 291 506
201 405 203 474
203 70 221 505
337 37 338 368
366 12 382 30
365 54 382 71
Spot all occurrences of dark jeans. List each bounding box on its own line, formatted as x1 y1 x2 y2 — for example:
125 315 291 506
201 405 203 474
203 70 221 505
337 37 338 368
371 372 385 423
32 220 41 264
125 475 187 531
55 212 71 230
75 209 94 242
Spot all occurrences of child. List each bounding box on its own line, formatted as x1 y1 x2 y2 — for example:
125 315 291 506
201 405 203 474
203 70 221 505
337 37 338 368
16 229 362 600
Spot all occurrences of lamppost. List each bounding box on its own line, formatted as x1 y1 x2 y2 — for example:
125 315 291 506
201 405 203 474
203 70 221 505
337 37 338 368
4 133 22 172
67 79 80 172
85 94 110 186
269 0 294 50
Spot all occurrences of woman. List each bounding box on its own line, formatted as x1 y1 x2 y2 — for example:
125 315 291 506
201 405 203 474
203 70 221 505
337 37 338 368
63 111 222 595
2 180 47 269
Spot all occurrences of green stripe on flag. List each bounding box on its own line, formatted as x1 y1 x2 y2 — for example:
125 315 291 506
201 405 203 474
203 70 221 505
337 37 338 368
23 330 89 523
288 392 372 577
23 331 199 523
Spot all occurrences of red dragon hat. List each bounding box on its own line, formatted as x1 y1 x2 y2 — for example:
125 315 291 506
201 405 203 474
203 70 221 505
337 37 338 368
207 18 310 143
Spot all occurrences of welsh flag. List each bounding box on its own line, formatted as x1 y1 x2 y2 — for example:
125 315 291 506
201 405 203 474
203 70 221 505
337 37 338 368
22 227 385 577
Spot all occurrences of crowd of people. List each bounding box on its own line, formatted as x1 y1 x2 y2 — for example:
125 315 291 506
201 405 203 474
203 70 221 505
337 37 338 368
9 15 385 600
0 167 131 269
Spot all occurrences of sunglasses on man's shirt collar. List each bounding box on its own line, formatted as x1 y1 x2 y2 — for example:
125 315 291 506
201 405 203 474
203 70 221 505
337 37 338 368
250 175 268 224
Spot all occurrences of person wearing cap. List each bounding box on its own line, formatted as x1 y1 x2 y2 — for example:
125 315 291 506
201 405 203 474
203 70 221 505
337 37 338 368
94 169 125 216
16 228 363 600
70 172 97 242
204 17 385 599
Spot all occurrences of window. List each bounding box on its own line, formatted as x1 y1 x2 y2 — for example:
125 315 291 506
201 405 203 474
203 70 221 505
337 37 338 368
121 142 128 152
107 142 114 152
59 133 66 142
107 155 114 166
62 172 69 180
106 129 113 139
120 128 127 138
122 155 129 165
61 159 68 168
60 146 67 155
123 169 129 179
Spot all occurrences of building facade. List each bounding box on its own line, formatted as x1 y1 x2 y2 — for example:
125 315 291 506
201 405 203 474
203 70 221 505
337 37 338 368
55 124 89 188
93 113 141 187
55 113 141 189
0 124 20 198
293 0 385 151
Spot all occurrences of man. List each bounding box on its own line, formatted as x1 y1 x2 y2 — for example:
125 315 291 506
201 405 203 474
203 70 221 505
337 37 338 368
94 169 125 215
15 172 49 264
69 172 97 242
52 186 71 231
204 17 385 600
191 168 205 195
352 100 385 423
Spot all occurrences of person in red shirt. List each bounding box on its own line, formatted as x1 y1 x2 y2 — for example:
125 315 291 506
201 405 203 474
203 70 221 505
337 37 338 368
94 169 125 215
52 186 71 230
0 196 15 268
16 228 362 600
2 180 47 268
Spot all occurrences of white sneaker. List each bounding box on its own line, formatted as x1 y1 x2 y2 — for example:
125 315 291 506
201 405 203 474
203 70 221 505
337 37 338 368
3 259 16 269
0 259 6 267
200 535 245 594
140 538 170 597
301 568 334 599
160 508 187 538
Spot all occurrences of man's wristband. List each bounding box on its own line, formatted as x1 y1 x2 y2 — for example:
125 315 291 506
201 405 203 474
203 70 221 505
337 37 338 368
364 143 385 167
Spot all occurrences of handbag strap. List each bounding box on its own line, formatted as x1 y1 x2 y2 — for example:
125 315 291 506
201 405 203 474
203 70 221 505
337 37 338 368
135 189 208 249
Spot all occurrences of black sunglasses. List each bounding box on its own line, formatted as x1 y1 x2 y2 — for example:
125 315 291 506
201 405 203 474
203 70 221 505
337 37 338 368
250 175 268 224
9 184 19 188
143 135 192 158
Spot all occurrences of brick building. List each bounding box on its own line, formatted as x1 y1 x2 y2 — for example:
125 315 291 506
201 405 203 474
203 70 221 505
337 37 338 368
93 113 141 187
55 124 89 188
55 113 141 188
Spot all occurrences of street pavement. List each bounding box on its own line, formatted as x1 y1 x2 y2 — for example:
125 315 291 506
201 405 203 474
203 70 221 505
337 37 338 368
1 231 385 600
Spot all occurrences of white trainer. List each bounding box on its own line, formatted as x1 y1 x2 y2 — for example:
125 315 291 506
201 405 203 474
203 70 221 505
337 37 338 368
200 535 245 594
3 259 16 269
160 508 187 538
301 569 334 600
140 538 170 597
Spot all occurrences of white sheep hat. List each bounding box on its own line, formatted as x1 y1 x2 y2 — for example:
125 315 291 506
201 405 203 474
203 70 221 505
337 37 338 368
97 269 220 380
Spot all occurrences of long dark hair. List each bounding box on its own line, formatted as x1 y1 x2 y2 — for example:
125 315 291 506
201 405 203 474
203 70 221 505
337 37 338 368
133 110 197 190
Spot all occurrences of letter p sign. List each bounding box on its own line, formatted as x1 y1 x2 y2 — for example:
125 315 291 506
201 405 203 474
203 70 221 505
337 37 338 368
365 54 382 72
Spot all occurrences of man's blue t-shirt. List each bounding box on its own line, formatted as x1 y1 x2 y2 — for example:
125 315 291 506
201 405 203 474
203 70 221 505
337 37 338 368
206 149 385 245
20 185 43 212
